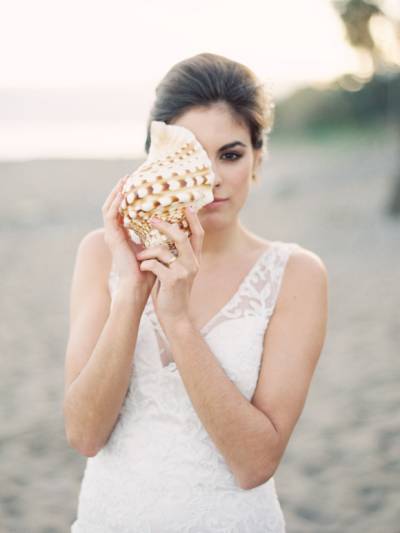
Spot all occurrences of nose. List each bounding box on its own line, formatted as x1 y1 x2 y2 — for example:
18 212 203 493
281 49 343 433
210 165 222 189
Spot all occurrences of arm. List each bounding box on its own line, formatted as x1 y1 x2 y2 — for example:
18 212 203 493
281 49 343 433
63 230 147 457
248 248 328 487
166 248 328 490
167 320 277 490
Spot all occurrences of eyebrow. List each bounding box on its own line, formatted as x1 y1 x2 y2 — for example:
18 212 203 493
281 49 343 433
218 141 247 152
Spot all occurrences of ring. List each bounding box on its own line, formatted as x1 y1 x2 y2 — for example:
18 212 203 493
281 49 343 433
165 255 177 266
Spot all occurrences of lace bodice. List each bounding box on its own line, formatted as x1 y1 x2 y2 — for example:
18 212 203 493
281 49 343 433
70 240 298 533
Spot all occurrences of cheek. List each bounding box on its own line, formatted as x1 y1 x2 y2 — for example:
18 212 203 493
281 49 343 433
230 163 252 196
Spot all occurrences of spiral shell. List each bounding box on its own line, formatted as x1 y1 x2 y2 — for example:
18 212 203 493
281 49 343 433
118 120 215 255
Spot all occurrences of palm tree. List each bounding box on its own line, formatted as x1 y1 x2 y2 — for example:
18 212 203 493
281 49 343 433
333 0 400 215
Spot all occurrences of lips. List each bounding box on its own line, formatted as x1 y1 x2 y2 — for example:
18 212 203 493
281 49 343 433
204 197 228 209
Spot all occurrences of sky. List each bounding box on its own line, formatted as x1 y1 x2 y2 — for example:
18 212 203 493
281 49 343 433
1 0 398 159
0 0 360 94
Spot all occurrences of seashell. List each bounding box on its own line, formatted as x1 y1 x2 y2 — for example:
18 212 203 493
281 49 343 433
118 120 215 255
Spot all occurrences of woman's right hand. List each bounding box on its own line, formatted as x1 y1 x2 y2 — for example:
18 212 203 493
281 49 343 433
102 175 156 298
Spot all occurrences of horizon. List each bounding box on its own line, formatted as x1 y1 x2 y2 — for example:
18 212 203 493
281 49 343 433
2 0 398 160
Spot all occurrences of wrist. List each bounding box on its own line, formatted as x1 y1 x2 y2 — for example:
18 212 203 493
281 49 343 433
114 280 148 308
163 313 195 336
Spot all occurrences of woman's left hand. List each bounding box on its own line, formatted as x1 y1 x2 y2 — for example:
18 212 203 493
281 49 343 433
135 206 204 333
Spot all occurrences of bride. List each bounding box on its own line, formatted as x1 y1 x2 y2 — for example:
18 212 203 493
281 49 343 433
64 52 328 532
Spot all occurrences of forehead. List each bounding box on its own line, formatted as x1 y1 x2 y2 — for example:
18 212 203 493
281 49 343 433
170 103 250 150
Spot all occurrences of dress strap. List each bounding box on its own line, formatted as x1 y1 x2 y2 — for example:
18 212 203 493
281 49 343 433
260 241 298 320
198 240 298 335
109 241 298 348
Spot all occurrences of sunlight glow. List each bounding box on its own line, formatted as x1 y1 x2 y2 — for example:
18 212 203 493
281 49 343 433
0 0 357 94
1 0 396 159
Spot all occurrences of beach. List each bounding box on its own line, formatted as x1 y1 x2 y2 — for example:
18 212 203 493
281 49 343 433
1 128 399 532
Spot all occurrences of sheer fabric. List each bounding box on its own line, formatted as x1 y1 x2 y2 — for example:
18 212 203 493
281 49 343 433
70 240 298 532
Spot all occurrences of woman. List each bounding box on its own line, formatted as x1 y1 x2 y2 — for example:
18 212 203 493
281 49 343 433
64 52 328 532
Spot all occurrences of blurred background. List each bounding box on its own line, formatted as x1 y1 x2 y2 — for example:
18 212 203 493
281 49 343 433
1 0 399 531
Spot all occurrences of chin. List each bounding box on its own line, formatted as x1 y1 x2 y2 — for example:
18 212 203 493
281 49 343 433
198 212 232 230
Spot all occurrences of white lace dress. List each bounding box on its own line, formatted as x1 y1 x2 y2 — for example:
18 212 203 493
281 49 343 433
70 240 298 533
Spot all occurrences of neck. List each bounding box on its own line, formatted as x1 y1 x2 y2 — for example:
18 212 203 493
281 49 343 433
199 218 250 261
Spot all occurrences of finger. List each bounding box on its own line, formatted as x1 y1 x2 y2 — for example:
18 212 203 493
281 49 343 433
104 190 125 236
102 179 123 214
136 244 176 266
149 217 193 264
102 175 128 213
139 258 170 279
112 190 124 219
184 206 204 259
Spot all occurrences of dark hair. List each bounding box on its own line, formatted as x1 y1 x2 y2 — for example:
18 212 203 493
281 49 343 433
144 52 275 182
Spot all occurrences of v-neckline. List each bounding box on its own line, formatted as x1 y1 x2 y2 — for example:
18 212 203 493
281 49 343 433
147 240 277 339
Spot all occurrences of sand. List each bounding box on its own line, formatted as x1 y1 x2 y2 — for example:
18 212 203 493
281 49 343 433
1 127 399 532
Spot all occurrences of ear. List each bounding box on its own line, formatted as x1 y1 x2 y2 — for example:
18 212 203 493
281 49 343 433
253 148 263 174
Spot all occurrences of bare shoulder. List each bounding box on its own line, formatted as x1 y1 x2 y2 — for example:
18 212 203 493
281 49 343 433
79 227 107 252
76 227 112 288
287 242 328 277
277 242 329 310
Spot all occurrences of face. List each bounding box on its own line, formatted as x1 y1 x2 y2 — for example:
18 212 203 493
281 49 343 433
170 102 262 232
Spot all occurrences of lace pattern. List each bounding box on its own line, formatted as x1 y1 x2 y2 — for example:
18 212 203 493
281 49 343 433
71 240 298 532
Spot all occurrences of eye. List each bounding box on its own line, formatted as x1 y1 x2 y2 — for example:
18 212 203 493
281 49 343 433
221 151 242 161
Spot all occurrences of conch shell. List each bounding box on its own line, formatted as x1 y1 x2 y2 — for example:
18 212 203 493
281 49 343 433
119 120 215 255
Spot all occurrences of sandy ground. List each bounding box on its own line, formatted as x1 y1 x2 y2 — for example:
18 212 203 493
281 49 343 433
1 127 399 532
